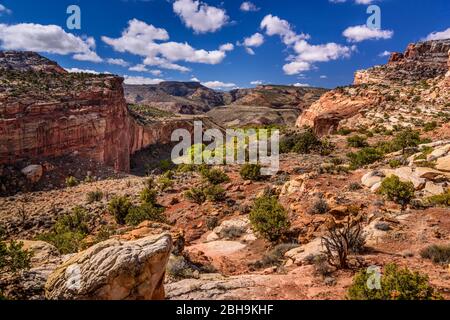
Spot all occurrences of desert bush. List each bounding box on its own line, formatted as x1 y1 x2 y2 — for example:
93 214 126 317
426 190 450 207
389 159 403 168
157 175 174 192
65 176 79 187
348 182 362 191
309 197 330 214
347 263 442 300
312 254 334 277
125 204 166 226
252 243 298 269
140 187 158 205
86 189 103 203
249 196 290 243
108 196 132 225
201 167 230 185
0 240 32 274
185 187 207 204
206 216 219 230
336 127 353 136
348 147 384 169
167 256 196 279
240 164 263 181
378 175 415 208
420 244 450 265
37 206 90 254
204 185 227 202
347 135 369 148
423 121 438 132
392 129 421 154
322 221 366 269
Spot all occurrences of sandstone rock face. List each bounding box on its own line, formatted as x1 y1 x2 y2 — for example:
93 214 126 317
0 68 131 171
297 40 450 135
0 52 198 172
436 155 450 172
355 40 450 85
296 90 379 136
45 233 172 300
21 164 43 183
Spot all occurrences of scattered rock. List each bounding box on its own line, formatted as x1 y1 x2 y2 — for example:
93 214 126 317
21 165 43 183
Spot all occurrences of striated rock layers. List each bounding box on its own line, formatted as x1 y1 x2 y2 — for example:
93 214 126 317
297 40 450 135
0 52 195 172
45 233 172 300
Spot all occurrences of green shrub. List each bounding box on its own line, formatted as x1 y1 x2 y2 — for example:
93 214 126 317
249 196 290 242
65 176 79 187
347 263 442 300
426 190 450 207
158 159 174 172
140 187 158 205
336 127 353 136
392 129 421 154
125 204 166 226
348 148 384 169
37 206 90 254
378 175 415 207
420 244 450 265
240 164 263 181
108 196 132 225
389 159 402 168
86 189 103 203
423 121 438 132
157 176 174 192
205 185 227 202
185 187 207 204
0 240 32 274
201 168 230 185
347 135 369 148
280 128 323 154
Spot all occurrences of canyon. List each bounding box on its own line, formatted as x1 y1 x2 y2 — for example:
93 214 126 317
1 39 450 301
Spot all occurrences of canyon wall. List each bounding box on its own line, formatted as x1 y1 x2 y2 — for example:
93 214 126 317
0 52 197 172
0 75 131 171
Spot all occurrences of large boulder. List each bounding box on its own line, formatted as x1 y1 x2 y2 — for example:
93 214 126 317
436 155 450 172
21 165 43 183
427 144 450 161
45 233 172 300
361 170 384 188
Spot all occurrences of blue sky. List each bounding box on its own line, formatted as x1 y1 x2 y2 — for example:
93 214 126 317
0 0 449 89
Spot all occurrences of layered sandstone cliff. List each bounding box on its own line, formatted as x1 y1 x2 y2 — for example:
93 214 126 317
297 39 450 135
0 52 196 172
0 57 131 171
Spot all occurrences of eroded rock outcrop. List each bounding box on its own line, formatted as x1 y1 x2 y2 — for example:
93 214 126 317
45 233 172 300
297 40 450 136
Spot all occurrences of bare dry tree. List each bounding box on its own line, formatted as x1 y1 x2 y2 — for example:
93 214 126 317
321 220 366 269
17 200 29 226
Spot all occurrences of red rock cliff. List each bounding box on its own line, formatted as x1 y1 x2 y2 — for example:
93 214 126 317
0 52 197 172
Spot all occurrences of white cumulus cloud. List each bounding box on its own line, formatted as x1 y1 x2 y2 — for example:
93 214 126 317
202 80 237 90
261 14 354 75
343 25 393 42
425 28 450 41
240 2 259 12
102 19 230 72
173 0 228 34
123 75 164 85
106 58 130 67
0 23 102 62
